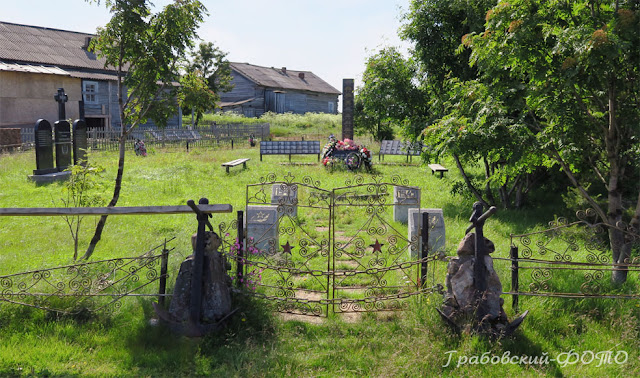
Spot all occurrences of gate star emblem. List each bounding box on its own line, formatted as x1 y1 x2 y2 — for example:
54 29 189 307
370 239 384 253
281 241 294 254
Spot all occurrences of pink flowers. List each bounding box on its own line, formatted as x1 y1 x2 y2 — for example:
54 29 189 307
227 237 263 291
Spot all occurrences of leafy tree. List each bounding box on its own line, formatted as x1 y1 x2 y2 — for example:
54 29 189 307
82 0 206 259
179 70 218 128
466 0 640 282
184 42 233 126
355 46 424 141
401 0 538 209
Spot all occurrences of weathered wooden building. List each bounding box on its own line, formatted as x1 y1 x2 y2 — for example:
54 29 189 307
0 21 182 131
219 62 341 117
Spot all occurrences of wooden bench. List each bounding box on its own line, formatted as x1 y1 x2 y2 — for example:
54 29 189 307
222 158 250 173
379 140 423 162
260 140 321 162
428 163 448 178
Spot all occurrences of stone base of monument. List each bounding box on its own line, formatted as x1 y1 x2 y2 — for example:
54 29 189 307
153 232 235 337
28 170 71 186
439 233 528 337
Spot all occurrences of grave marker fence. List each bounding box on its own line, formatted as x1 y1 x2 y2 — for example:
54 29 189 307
16 123 270 151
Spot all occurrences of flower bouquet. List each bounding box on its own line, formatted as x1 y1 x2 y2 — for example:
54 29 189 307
321 135 372 171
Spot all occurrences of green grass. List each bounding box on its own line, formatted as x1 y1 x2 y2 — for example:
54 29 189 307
1 142 640 376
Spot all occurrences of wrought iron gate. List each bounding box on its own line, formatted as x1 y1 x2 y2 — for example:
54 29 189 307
236 173 442 317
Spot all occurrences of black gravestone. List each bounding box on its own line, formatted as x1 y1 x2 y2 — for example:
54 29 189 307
54 120 72 171
34 119 56 175
73 119 88 165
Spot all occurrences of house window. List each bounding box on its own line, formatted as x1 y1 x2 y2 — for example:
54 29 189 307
83 81 98 104
328 101 335 113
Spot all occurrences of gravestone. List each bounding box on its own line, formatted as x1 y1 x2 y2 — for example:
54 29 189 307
271 184 298 218
246 205 279 254
408 208 445 259
53 88 72 171
54 120 72 171
342 79 354 140
393 186 420 223
73 119 88 165
33 119 56 175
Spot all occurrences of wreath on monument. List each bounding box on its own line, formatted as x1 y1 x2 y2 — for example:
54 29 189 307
321 135 372 171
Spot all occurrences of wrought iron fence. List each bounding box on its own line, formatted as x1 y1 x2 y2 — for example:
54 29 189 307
229 172 446 317
0 203 233 315
503 209 640 312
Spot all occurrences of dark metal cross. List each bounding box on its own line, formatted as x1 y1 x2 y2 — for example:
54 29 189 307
54 88 68 120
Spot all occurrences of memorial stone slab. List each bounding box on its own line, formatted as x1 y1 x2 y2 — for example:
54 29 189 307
246 205 279 254
73 119 88 165
342 79 354 140
33 119 56 175
54 120 72 171
393 186 421 223
408 208 445 259
271 184 298 218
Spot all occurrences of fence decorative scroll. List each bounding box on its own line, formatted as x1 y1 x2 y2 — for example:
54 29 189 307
234 173 443 317
0 239 174 314
506 209 640 312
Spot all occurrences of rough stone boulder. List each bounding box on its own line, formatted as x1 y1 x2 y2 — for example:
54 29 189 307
168 231 232 323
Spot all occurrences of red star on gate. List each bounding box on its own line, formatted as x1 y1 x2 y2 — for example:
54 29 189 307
281 241 294 254
370 239 384 253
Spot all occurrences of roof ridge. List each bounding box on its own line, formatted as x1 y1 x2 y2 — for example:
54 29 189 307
0 20 95 36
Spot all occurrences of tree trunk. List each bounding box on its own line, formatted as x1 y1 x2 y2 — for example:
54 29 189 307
483 157 497 206
81 135 127 260
453 153 489 208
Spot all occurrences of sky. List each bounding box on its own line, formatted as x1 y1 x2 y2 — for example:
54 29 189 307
3 0 413 110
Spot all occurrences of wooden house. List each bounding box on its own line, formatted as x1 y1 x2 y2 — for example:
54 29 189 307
219 62 341 117
0 21 182 132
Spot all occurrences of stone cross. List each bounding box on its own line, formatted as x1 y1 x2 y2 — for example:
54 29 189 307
54 88 68 120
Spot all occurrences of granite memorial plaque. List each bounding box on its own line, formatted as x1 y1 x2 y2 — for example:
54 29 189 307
408 208 445 259
393 186 421 223
33 119 56 175
54 120 72 171
73 119 88 165
271 184 298 217
246 205 279 254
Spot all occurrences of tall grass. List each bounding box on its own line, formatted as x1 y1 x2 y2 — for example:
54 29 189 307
1 144 639 376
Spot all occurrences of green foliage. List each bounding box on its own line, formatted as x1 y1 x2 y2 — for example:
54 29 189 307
57 161 107 260
91 0 206 130
1 148 640 376
183 41 233 126
355 46 424 141
178 70 218 127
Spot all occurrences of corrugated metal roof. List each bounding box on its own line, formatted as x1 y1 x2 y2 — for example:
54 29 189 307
0 21 113 71
0 61 70 75
230 62 341 95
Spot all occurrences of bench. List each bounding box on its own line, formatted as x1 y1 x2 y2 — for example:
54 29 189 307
222 158 250 173
379 140 423 162
428 163 448 178
260 141 321 162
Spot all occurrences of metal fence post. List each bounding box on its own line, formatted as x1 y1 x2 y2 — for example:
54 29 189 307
158 238 169 307
236 210 244 288
510 245 519 313
421 211 429 288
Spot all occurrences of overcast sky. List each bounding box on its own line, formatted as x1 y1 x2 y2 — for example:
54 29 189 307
4 0 413 110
